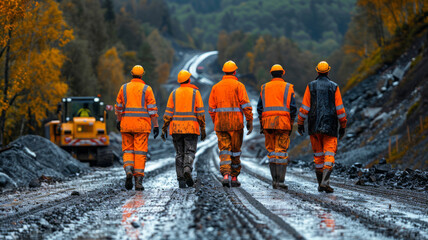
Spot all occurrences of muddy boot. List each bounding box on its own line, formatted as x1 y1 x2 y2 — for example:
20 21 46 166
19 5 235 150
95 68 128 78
315 169 324 192
231 176 241 187
222 174 231 188
269 163 278 189
320 168 334 193
134 176 144 191
183 167 194 187
124 166 134 190
178 178 187 188
277 164 288 190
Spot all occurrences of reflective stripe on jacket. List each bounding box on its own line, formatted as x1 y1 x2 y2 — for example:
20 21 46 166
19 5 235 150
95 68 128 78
163 83 205 135
115 78 158 133
208 75 253 131
298 76 347 137
257 78 297 130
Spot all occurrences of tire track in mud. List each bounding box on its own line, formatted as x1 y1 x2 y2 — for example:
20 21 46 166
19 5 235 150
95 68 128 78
243 166 425 240
193 147 303 240
0 160 175 237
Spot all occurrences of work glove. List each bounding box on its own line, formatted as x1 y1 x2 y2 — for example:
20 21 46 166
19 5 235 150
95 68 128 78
339 127 346 140
298 124 305 136
246 120 253 135
153 127 159 139
200 128 206 141
116 121 121 131
161 128 167 142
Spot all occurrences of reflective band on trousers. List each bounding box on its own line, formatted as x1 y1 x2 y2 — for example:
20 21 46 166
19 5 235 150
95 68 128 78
134 169 144 173
325 151 335 156
220 160 232 166
268 152 288 157
324 162 334 166
336 104 344 110
314 152 324 157
299 112 307 119
337 113 346 119
124 150 134 153
231 164 240 169
315 164 324 168
134 151 148 155
219 150 241 157
261 82 290 113
269 158 288 164
123 161 134 165
301 104 310 111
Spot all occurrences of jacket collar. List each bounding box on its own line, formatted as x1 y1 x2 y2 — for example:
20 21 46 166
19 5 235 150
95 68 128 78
222 75 238 81
180 83 199 89
271 78 285 82
131 78 145 84
316 75 330 80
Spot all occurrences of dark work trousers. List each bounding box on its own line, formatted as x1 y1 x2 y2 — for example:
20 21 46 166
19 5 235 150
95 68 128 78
172 134 198 180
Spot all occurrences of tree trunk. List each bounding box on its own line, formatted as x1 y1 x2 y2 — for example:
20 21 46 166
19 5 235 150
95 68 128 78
0 29 12 146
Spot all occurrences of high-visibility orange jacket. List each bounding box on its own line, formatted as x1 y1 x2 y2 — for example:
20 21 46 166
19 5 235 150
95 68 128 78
163 83 205 135
115 78 158 133
257 78 297 130
208 75 253 131
298 76 347 137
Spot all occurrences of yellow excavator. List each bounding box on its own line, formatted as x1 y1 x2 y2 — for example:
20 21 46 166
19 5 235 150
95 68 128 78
45 96 114 166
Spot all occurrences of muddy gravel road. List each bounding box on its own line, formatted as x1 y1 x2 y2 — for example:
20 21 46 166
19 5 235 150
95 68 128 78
1 51 427 240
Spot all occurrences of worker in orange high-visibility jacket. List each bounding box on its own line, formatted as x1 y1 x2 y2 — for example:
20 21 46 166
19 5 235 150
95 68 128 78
161 70 206 188
115 65 159 191
209 60 253 188
297 61 347 193
257 64 297 190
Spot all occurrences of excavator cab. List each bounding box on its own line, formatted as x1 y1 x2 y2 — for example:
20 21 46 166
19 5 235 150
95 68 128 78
45 97 114 166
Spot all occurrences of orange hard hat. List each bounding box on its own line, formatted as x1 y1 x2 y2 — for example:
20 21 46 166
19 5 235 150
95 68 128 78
270 64 285 75
177 70 192 83
222 60 238 73
131 65 145 76
316 61 331 73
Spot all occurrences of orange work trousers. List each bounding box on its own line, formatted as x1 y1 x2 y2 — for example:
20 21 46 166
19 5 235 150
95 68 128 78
216 129 243 177
264 129 290 165
122 132 149 176
310 133 337 170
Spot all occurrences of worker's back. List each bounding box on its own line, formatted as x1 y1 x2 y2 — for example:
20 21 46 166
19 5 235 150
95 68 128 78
307 76 338 136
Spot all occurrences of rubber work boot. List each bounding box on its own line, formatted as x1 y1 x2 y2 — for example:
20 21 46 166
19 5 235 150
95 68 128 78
231 176 241 187
134 176 144 191
316 169 324 192
269 163 278 189
222 174 231 188
183 167 194 187
277 164 288 190
178 178 187 189
320 168 334 193
124 166 134 190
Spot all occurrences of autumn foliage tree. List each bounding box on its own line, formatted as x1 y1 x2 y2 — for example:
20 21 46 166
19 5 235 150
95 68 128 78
97 47 125 104
0 0 73 145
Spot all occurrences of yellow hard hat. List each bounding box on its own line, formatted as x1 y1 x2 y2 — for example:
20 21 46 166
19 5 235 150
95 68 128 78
177 70 192 83
131 65 145 76
270 64 285 75
222 60 238 73
316 61 331 73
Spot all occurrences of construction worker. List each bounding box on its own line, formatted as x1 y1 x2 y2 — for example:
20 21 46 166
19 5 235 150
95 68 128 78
297 61 347 193
161 70 206 188
209 60 253 187
257 64 297 190
115 65 159 191
76 103 91 117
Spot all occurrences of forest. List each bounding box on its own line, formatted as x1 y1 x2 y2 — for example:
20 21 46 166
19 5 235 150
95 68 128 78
0 0 427 144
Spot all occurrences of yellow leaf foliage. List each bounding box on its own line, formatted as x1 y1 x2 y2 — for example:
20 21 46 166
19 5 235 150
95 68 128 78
97 47 125 104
